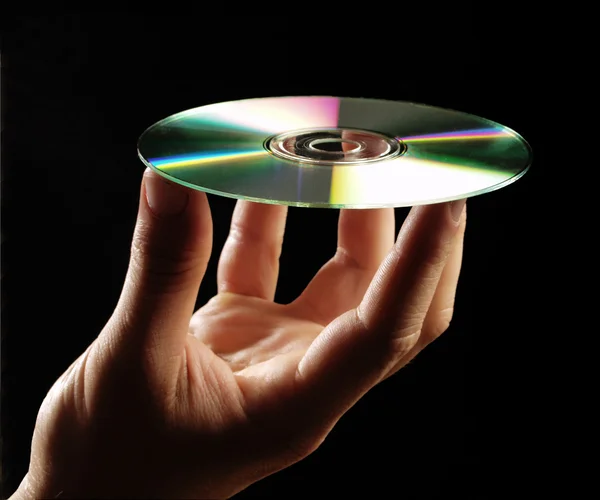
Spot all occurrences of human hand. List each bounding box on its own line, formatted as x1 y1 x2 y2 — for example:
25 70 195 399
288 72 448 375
14 169 466 499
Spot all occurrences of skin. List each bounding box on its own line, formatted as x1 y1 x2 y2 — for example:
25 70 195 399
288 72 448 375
12 169 466 499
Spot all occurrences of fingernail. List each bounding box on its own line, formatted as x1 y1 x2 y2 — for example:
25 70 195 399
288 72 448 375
449 199 466 222
144 172 189 216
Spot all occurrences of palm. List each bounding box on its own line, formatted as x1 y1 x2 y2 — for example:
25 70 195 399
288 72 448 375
186 292 325 413
191 293 322 371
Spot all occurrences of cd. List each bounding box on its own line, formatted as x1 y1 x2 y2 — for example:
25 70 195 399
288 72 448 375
137 96 531 208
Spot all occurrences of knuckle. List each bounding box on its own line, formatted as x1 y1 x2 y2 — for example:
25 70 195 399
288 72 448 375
390 328 421 357
279 432 325 463
334 246 378 273
129 227 204 293
409 232 454 276
356 308 422 365
424 307 455 341
423 247 452 277
228 222 281 263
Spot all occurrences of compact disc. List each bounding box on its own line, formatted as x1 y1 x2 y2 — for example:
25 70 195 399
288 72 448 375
137 96 531 208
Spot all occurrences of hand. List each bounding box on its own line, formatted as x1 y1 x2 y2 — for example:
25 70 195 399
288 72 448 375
15 169 466 499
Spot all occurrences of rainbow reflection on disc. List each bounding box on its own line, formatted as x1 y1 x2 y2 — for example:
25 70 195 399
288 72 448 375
137 96 531 208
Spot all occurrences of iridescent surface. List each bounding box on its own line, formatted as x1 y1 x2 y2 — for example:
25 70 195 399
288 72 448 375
137 97 532 208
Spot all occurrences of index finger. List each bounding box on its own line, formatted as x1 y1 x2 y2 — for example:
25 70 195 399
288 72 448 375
296 199 466 420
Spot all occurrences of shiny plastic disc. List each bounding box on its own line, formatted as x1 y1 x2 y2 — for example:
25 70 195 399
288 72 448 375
137 96 531 208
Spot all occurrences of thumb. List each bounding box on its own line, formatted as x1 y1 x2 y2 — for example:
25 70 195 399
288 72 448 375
111 168 212 358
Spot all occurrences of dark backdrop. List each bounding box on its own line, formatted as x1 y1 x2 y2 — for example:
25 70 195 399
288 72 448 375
2 15 543 498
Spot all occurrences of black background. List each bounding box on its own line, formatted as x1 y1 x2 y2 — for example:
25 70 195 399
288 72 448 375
2 15 544 498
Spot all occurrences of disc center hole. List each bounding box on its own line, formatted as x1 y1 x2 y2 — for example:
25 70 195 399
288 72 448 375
308 138 362 153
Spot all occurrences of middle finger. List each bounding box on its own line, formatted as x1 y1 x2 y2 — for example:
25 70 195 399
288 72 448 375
292 207 395 324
